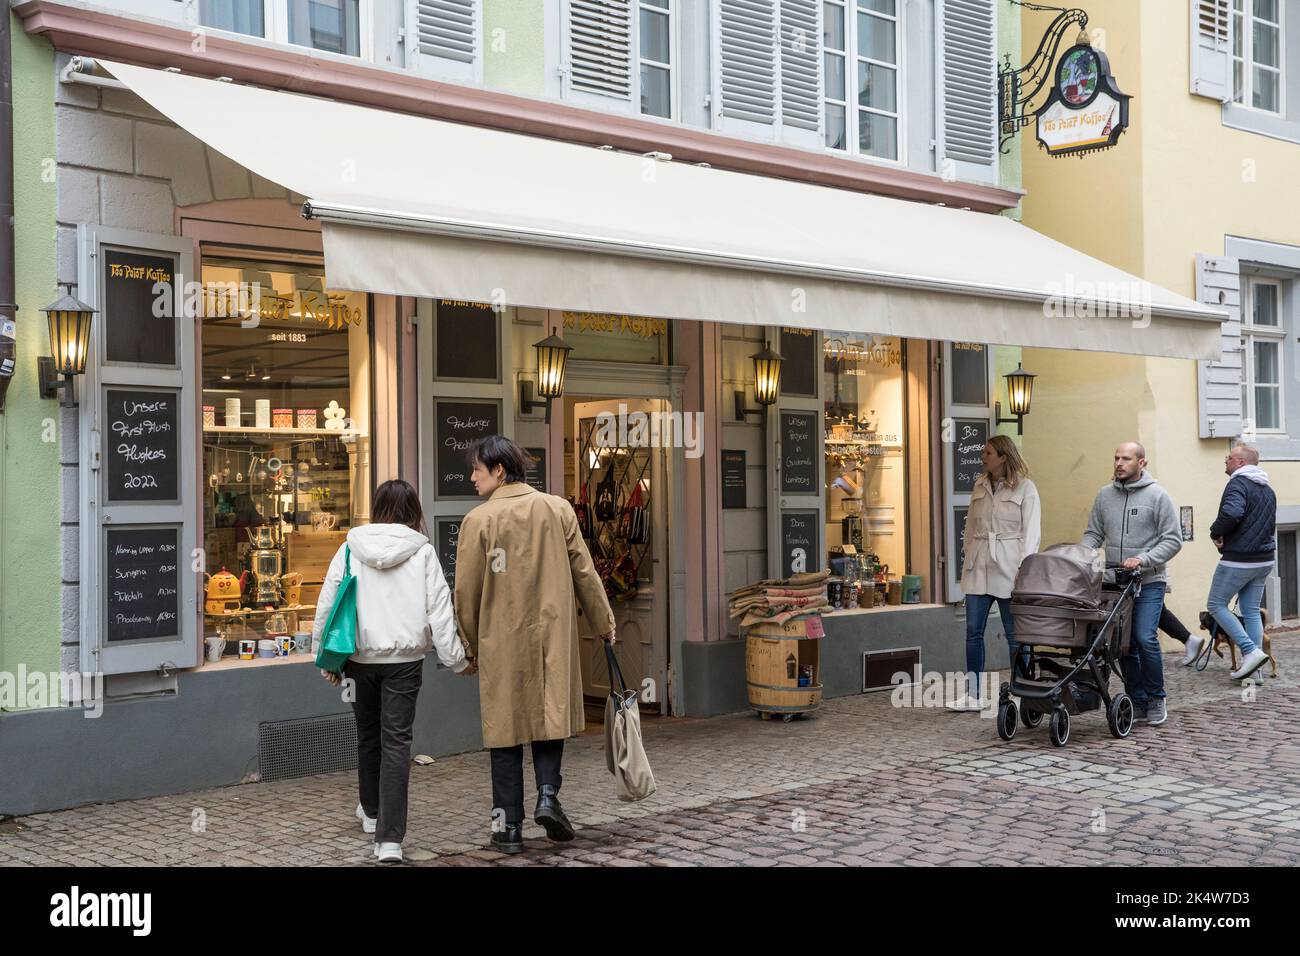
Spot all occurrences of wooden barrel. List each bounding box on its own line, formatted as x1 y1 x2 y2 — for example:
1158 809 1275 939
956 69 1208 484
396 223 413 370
745 630 822 717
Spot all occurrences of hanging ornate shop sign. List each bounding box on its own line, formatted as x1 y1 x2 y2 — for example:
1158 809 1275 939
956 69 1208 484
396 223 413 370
561 311 667 339
1033 42 1131 157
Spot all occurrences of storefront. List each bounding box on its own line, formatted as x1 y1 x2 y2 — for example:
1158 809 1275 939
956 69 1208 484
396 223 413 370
0 55 1227 815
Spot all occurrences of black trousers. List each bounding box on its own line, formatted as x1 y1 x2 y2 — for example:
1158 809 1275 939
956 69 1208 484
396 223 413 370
346 659 423 844
490 738 564 825
1159 605 1192 645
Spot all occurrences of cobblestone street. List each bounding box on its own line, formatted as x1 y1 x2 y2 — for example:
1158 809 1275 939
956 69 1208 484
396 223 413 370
3 637 1298 867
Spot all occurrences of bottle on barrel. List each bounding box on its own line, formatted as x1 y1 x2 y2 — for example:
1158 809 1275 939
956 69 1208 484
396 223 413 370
786 653 797 680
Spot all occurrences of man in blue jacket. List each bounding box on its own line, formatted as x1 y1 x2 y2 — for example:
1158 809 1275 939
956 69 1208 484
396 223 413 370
1207 443 1276 681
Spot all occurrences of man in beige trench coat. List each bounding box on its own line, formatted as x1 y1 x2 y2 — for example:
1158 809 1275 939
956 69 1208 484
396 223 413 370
454 435 616 854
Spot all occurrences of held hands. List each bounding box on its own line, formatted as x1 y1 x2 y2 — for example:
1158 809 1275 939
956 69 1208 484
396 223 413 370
459 658 479 676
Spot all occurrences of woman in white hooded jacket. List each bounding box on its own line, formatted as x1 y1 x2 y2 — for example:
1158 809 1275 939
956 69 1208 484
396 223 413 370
312 479 466 863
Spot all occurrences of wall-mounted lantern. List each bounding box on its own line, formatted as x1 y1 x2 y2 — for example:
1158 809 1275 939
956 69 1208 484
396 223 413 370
735 345 783 421
995 363 1037 435
520 328 573 424
39 288 96 407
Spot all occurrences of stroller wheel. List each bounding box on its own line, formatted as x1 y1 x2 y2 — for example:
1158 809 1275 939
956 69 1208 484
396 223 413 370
1049 707 1070 747
1107 693 1134 738
996 701 1017 741
1020 706 1043 729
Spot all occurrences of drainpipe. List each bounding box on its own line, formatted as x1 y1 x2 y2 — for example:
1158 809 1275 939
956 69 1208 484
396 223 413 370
0 9 17 412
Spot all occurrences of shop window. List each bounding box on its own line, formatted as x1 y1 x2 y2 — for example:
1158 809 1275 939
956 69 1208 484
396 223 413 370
822 332 906 592
199 253 370 662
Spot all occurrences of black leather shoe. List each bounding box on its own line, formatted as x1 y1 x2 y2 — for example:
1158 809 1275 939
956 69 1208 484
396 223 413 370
490 823 524 854
534 784 575 841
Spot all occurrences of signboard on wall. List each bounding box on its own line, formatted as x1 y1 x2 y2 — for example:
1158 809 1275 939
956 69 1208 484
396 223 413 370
1034 44 1131 157
103 249 176 366
524 447 547 493
781 511 819 578
780 411 818 495
105 526 180 642
949 343 988 406
950 418 989 494
435 300 499 382
721 449 747 509
779 327 817 397
105 388 179 502
435 517 462 594
434 399 501 498
953 506 969 578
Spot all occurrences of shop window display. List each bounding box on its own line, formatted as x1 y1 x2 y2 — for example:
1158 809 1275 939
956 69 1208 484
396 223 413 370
824 333 906 607
200 254 370 663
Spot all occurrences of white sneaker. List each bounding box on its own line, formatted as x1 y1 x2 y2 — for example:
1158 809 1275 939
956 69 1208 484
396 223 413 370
945 695 984 712
356 803 376 834
374 842 403 863
1230 648 1269 681
1182 634 1205 666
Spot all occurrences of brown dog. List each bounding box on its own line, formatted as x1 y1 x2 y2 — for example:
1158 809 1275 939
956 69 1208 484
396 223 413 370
1197 609 1277 677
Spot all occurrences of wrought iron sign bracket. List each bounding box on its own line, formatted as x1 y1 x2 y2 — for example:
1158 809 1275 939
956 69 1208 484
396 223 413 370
998 4 1090 153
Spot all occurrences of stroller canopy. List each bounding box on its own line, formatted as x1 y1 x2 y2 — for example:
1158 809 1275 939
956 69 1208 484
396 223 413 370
1012 543 1103 611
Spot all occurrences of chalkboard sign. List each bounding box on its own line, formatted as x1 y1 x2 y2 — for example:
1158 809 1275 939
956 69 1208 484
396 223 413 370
105 526 180 642
954 506 969 577
721 449 747 509
435 399 500 498
104 249 176 366
780 327 817 397
950 343 988 406
951 418 989 494
105 388 179 502
435 300 499 382
524 447 547 493
781 511 820 578
780 411 818 495
436 517 463 593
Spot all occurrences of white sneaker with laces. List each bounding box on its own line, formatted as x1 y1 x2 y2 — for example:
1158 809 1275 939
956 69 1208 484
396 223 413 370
945 695 983 712
374 842 403 863
356 803 376 834
1230 648 1269 681
1182 634 1204 666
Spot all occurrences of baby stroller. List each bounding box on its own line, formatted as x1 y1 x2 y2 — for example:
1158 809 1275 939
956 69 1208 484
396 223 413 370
995 543 1141 747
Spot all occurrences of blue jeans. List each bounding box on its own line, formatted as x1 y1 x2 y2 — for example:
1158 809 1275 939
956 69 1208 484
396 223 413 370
1124 580 1167 706
965 594 1025 699
1206 562 1273 655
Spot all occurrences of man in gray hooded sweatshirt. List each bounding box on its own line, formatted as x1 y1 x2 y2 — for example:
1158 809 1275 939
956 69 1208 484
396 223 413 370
1082 442 1184 726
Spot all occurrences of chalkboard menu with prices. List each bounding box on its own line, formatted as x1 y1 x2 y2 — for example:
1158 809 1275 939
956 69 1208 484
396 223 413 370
435 400 500 498
435 300 499 382
524 447 547 493
436 517 462 593
104 249 176 366
106 388 179 502
781 511 819 578
721 449 747 509
779 327 817 397
950 343 988 406
954 506 969 578
105 527 180 642
951 418 989 494
780 411 818 495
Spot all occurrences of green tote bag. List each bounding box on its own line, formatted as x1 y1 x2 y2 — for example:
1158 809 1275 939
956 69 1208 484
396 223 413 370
315 545 357 673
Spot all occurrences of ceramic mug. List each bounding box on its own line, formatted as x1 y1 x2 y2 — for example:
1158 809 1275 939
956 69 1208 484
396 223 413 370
292 631 311 654
205 636 227 662
258 639 278 659
311 512 338 532
277 636 293 657
238 639 256 661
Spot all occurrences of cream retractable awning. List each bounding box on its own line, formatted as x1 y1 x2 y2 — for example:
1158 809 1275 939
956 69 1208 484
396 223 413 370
101 60 1224 360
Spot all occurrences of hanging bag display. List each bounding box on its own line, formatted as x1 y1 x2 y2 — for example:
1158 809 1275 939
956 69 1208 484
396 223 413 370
619 481 648 545
573 482 594 540
315 545 357 673
594 461 618 522
602 640 656 802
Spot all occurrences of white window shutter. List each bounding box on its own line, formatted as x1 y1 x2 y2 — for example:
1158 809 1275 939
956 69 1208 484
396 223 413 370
717 0 778 131
567 0 634 107
1195 253 1244 438
940 0 996 167
1190 0 1233 102
408 0 481 82
779 0 822 139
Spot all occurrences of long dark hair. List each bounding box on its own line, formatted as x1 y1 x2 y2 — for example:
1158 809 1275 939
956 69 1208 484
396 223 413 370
371 479 426 533
466 435 533 484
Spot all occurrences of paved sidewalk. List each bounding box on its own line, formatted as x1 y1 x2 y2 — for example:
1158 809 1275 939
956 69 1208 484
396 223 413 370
2 637 1297 866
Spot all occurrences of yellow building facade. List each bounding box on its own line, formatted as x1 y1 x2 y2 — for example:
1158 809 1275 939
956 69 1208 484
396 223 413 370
1020 0 1300 634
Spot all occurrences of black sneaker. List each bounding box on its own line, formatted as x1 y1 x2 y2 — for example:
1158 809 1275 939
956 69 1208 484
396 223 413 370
1134 700 1149 721
490 823 524 854
534 784 576 841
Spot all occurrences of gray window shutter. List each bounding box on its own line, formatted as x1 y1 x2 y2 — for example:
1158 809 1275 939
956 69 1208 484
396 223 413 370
719 0 778 127
940 0 997 166
567 0 635 105
779 0 821 135
408 0 480 81
1190 0 1233 102
1195 253 1244 438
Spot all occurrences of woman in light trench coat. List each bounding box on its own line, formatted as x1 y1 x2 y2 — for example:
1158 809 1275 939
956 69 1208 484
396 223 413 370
948 435 1041 711
454 435 617 854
